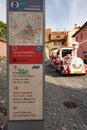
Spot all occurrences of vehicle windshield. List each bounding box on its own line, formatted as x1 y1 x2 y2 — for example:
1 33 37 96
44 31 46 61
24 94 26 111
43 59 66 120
62 49 72 58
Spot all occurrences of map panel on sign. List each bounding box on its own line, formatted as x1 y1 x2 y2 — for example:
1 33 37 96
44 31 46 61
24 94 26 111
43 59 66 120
9 12 43 45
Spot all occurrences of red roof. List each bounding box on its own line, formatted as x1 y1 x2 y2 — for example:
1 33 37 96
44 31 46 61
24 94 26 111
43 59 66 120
72 21 87 37
0 39 6 43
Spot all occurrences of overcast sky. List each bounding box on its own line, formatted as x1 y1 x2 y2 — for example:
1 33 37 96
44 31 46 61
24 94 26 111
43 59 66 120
0 0 6 23
46 0 87 31
0 0 87 31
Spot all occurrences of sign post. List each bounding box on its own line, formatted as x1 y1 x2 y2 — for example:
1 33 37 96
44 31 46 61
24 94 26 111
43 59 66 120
7 0 45 129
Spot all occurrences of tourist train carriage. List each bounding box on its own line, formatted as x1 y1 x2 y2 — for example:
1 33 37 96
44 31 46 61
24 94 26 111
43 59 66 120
51 42 87 75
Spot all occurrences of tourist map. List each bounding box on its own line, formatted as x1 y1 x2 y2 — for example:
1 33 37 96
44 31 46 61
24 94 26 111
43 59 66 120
9 12 43 45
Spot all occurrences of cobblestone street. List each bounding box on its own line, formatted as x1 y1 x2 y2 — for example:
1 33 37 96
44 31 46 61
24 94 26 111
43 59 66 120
0 74 7 130
45 65 87 130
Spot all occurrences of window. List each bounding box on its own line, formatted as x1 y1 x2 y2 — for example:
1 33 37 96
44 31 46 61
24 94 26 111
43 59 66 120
56 35 60 39
80 33 83 39
53 42 57 45
62 41 65 45
62 49 73 57
76 36 78 41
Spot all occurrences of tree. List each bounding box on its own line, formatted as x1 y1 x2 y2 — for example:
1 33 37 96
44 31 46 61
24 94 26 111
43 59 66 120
0 21 6 40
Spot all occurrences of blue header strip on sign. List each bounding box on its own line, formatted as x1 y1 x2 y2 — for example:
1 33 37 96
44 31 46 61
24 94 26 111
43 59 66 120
9 0 43 12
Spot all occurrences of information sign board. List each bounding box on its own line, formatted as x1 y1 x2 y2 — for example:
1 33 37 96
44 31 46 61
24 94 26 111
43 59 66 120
8 0 44 121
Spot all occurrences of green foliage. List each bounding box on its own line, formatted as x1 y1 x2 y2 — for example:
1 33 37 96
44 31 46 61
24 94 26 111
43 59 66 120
0 21 6 40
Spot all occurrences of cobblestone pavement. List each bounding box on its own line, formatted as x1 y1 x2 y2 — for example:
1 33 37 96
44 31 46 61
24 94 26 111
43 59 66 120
44 65 87 130
0 74 7 130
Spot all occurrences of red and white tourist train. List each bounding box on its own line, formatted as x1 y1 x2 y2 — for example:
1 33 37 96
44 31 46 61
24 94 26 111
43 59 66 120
51 42 87 75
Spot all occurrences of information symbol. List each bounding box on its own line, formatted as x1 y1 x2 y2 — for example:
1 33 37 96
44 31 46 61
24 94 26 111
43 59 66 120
36 46 41 51
19 1 25 7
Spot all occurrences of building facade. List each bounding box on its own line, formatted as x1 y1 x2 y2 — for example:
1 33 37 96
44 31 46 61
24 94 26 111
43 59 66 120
72 22 87 63
45 29 68 57
67 24 80 47
0 39 6 58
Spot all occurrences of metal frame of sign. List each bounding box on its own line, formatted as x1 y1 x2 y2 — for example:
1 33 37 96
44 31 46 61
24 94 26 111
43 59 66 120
7 0 45 129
